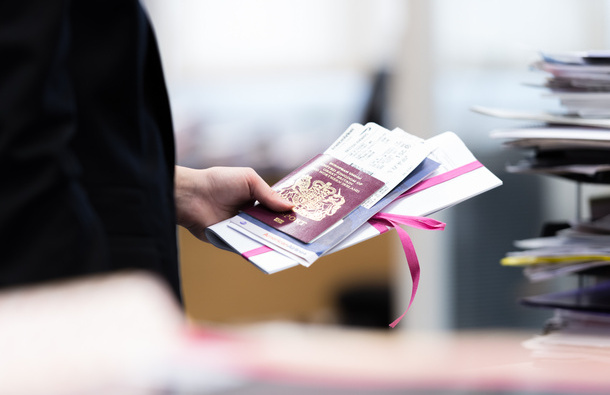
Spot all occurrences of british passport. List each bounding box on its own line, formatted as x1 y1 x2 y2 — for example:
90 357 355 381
243 154 384 243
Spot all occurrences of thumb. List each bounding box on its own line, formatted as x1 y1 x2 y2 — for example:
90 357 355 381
250 180 294 212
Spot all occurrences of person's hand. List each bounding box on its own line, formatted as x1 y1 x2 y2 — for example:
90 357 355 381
174 165 293 242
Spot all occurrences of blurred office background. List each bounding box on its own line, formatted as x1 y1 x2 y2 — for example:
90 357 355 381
142 0 610 331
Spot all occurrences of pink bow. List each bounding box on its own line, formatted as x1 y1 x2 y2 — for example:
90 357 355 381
368 212 446 328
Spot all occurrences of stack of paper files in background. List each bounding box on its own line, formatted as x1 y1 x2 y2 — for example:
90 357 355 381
206 122 502 275
536 51 610 118
502 206 610 292
474 50 610 362
488 127 610 183
523 309 610 364
472 50 610 183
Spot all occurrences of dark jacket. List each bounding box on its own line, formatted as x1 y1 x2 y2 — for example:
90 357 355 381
0 0 181 300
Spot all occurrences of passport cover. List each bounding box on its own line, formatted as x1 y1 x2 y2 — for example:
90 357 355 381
244 154 384 243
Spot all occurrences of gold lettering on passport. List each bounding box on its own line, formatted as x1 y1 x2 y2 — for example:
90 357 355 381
278 175 345 221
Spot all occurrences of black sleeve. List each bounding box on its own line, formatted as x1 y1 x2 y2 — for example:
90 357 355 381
0 1 109 287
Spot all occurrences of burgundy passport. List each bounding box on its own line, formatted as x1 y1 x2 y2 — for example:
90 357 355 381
244 154 384 243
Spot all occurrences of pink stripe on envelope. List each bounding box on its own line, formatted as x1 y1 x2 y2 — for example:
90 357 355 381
242 245 273 259
400 160 483 198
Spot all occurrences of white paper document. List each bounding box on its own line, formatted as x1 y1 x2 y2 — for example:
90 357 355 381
471 105 610 128
325 123 430 209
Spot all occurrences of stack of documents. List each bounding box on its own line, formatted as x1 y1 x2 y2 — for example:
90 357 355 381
501 203 610 360
206 123 501 325
524 308 610 364
536 51 610 118
503 201 610 315
206 123 501 274
487 127 610 183
474 50 610 358
472 51 610 183
503 216 610 283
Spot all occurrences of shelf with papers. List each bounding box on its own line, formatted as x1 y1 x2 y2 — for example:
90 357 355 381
475 49 610 362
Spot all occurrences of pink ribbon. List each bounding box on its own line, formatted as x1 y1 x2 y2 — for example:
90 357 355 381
369 212 445 328
366 161 482 327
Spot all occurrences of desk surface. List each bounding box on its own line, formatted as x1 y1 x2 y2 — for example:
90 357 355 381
180 323 610 395
2 272 609 395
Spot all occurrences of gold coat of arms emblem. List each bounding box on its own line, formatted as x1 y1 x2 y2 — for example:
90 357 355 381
278 175 346 221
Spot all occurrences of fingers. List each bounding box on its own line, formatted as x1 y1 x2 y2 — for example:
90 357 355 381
245 169 294 212
266 189 295 212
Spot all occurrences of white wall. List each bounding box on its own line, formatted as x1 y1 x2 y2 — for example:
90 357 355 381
144 0 408 81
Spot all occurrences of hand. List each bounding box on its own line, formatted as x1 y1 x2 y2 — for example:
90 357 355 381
174 166 293 242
